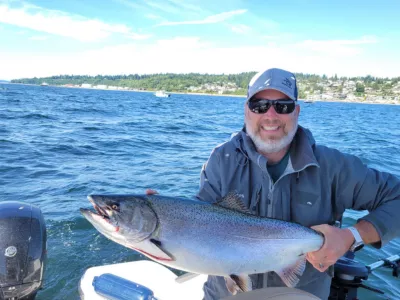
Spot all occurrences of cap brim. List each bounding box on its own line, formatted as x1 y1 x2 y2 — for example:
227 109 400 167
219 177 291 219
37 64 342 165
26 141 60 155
247 86 296 101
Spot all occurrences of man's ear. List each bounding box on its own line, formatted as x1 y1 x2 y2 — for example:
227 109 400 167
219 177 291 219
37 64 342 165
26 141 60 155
244 101 249 117
295 103 301 116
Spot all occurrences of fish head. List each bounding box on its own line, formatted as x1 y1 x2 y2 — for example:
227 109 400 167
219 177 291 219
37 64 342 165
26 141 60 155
80 194 158 247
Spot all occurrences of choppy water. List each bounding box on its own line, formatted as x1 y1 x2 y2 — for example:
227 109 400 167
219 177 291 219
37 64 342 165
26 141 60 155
1 84 399 299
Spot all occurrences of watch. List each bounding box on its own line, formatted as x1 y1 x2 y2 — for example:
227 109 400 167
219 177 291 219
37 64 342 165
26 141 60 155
347 226 364 252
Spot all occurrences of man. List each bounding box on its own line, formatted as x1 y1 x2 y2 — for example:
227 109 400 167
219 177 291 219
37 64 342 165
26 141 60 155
196 68 400 299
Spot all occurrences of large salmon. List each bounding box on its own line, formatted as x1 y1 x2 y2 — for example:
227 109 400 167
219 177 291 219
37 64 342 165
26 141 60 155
80 193 323 292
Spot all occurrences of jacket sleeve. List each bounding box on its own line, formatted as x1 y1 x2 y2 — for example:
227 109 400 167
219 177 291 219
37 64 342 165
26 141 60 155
196 148 222 203
335 152 400 248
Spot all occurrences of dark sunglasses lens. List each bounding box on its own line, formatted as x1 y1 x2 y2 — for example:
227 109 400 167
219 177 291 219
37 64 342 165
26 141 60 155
274 101 295 114
248 99 295 114
248 100 271 114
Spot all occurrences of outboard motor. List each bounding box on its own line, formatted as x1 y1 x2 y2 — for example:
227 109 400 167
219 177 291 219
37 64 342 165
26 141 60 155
329 252 389 299
0 202 46 300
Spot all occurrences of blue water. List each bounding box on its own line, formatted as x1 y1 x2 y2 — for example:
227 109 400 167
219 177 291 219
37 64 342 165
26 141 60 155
1 84 399 299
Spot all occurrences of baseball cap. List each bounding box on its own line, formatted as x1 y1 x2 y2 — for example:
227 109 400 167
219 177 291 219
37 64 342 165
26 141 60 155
247 68 298 101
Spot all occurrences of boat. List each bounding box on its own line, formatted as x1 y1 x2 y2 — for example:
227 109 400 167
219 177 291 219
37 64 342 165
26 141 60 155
40 82 49 86
78 253 400 300
78 260 319 299
79 260 207 300
154 90 170 98
304 100 315 103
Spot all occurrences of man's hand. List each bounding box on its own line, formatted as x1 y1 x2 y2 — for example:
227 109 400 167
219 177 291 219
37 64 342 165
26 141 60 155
306 224 354 272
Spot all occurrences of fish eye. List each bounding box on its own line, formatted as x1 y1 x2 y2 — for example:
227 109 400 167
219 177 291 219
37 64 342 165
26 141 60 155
111 204 119 210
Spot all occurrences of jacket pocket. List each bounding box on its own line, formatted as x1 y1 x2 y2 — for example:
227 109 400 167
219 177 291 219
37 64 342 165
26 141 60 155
291 190 320 227
295 190 319 207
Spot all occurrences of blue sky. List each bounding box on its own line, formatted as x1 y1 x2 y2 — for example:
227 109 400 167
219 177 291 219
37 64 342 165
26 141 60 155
1 0 399 80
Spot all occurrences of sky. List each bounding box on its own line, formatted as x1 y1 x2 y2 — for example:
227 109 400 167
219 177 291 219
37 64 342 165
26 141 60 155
1 0 400 80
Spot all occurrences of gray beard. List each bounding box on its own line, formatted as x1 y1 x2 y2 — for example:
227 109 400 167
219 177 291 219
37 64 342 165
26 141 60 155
246 120 298 153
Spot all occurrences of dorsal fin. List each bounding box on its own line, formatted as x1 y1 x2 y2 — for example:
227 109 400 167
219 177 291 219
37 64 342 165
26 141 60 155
215 192 252 214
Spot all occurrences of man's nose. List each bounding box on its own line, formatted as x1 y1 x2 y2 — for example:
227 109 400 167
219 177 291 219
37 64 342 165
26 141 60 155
263 103 279 117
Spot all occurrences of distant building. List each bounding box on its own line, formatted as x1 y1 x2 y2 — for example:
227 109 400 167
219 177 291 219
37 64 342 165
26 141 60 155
81 83 92 88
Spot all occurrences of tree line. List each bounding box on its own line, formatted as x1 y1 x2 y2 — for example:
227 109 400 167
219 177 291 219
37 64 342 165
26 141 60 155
11 73 400 94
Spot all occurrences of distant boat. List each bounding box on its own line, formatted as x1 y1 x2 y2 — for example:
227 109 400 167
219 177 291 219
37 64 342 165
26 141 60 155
154 91 170 98
40 82 49 86
304 100 315 103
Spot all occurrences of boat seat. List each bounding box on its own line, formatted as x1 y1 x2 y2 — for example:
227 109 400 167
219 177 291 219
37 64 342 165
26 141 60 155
222 287 321 300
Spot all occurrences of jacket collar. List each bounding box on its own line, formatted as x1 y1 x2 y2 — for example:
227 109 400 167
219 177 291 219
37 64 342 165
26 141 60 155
234 125 319 172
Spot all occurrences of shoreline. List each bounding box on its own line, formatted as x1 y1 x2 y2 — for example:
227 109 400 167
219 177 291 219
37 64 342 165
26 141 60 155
4 82 399 106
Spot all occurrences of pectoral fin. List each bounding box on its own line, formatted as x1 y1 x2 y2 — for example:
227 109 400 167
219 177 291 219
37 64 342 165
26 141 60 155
225 274 252 295
127 239 174 262
276 256 307 287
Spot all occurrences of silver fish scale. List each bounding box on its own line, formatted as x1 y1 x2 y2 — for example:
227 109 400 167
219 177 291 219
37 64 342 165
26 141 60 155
143 195 323 276
148 195 318 240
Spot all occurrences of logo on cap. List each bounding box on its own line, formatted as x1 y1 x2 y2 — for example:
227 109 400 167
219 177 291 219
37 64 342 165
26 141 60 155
282 78 292 89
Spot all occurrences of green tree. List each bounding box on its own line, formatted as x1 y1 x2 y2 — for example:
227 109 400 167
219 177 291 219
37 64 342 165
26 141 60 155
356 83 365 93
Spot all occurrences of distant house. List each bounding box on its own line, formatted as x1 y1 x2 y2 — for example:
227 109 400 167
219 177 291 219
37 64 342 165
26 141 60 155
81 83 92 88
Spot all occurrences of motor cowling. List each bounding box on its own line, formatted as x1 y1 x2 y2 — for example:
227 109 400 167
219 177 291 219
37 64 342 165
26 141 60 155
329 255 370 300
0 202 46 300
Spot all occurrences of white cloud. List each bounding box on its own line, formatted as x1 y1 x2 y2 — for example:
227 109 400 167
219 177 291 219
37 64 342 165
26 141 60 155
165 0 203 12
157 9 247 26
128 32 152 40
263 35 278 40
29 35 48 40
119 0 203 14
0 3 150 42
145 13 162 20
1 35 398 80
297 36 378 56
146 1 183 14
156 36 211 49
230 24 250 34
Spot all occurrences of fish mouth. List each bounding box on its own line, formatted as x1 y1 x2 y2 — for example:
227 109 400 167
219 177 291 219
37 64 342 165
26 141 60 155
80 196 111 224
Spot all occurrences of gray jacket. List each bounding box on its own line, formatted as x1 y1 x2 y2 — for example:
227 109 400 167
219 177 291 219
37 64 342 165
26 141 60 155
196 126 400 300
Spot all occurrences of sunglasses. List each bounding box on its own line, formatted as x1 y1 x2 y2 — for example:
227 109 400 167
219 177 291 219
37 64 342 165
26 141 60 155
247 98 296 114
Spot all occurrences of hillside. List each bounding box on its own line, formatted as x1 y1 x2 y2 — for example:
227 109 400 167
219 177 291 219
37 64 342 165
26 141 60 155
11 73 400 104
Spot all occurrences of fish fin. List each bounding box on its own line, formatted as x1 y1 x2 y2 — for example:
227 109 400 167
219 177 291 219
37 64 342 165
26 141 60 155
215 192 252 214
128 239 174 262
276 256 307 288
225 274 252 294
175 272 199 283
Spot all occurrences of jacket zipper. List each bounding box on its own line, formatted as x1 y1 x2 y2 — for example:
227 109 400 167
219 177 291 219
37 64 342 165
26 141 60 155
263 163 317 288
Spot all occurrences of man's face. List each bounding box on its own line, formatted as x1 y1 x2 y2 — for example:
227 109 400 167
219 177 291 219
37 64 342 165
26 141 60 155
245 89 300 154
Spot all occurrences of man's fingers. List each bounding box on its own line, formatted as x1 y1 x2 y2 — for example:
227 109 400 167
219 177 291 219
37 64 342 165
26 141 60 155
310 224 325 232
307 255 331 272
